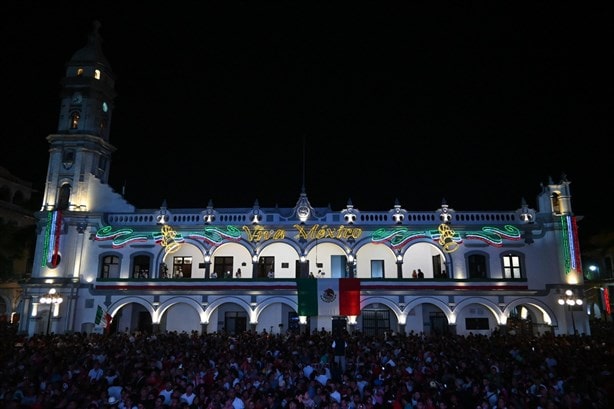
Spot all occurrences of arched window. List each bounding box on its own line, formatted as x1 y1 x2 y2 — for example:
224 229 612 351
100 255 120 279
57 184 71 210
551 193 561 215
70 112 80 129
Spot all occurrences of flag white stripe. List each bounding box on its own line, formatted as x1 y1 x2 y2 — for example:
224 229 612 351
317 279 340 316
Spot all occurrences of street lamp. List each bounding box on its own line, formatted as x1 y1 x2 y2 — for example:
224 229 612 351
40 288 63 335
558 289 583 335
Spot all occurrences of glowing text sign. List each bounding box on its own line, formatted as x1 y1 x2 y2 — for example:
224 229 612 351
243 224 363 243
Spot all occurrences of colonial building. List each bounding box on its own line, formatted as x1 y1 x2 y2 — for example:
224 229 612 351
15 22 590 337
0 166 37 325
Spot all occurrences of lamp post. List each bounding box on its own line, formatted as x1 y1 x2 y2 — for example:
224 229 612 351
558 289 583 335
40 288 63 335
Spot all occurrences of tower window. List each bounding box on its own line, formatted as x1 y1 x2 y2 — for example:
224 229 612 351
58 184 71 210
94 69 101 80
70 112 80 129
77 68 84 76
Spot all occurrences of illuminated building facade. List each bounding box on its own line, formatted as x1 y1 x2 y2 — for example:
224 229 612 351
15 23 590 337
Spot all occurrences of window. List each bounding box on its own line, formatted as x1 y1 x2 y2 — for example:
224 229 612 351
172 256 192 278
213 256 233 278
57 184 71 211
132 255 151 278
331 255 347 278
502 254 523 279
432 254 444 278
258 256 274 278
467 254 487 279
101 255 120 278
70 112 80 129
94 69 101 80
551 193 561 215
76 68 84 76
371 260 384 278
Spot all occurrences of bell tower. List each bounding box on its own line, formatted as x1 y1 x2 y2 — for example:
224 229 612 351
42 20 117 212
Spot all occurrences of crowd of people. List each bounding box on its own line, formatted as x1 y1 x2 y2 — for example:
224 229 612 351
1 321 612 409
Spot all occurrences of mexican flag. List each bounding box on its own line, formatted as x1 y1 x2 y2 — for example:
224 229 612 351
95 305 112 333
95 305 104 325
297 278 361 316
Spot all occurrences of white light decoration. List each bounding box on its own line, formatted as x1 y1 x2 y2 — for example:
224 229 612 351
558 289 583 334
40 288 64 335
40 288 64 306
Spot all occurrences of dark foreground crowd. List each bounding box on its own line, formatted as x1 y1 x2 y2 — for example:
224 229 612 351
1 322 613 409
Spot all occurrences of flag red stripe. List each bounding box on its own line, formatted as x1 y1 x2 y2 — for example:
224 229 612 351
339 278 360 316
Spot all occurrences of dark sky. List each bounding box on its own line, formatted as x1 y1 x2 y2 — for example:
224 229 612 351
1 3 611 239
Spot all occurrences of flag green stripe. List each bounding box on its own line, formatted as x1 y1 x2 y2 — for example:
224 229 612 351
297 279 318 316
95 305 103 324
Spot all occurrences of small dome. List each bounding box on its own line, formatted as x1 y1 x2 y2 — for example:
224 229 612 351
68 20 113 76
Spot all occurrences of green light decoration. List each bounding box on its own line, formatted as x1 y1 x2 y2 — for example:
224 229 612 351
185 225 242 243
95 226 149 248
371 224 521 251
465 225 522 246
94 225 241 248
93 223 521 254
41 211 53 267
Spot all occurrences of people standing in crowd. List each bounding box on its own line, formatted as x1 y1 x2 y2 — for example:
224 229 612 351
157 381 174 406
180 382 196 406
0 321 612 409
88 361 104 384
331 332 348 379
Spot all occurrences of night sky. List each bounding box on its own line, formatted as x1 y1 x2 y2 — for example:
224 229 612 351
1 3 611 240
